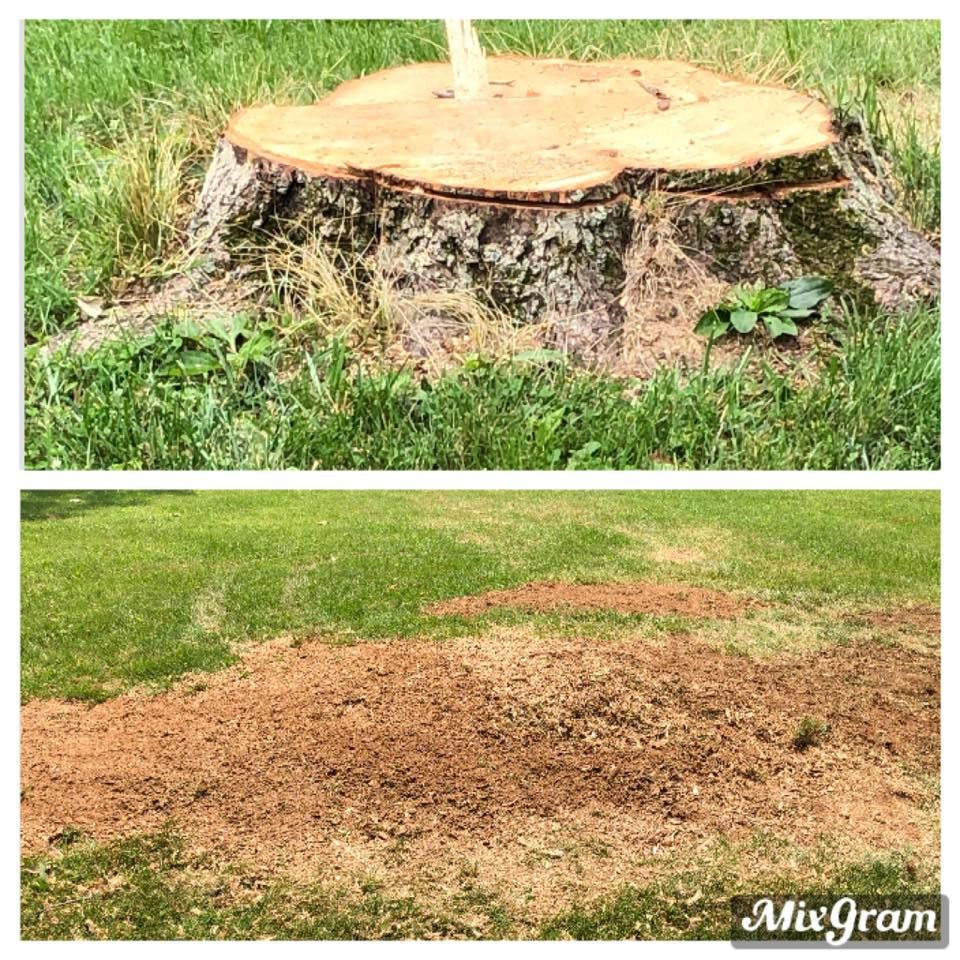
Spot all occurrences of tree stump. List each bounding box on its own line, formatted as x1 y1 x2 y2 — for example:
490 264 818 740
189 57 939 356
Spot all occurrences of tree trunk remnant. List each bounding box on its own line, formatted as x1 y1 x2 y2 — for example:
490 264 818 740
444 19 488 101
188 57 939 356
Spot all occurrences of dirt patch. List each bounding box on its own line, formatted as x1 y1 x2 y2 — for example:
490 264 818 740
22 631 938 914
650 546 707 564
424 580 756 619
617 211 734 377
852 605 940 637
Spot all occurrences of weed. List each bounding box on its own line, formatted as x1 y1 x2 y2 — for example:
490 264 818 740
695 278 833 342
25 306 940 470
792 716 831 751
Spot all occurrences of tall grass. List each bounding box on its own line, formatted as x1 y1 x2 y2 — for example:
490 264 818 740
25 307 940 470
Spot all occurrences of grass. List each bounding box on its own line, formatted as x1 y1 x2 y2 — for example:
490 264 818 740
23 19 941 471
792 716 832 751
21 490 939 702
541 852 938 941
691 605 932 659
21 829 450 940
25 307 941 470
21 827 937 940
20 491 940 939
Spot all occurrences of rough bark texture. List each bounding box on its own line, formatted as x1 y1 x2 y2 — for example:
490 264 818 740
188 120 939 356
188 138 633 353
658 121 940 312
374 191 632 351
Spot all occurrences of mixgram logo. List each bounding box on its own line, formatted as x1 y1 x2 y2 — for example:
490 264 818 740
730 894 946 947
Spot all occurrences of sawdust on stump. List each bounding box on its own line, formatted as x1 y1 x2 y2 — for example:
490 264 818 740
22 626 939 913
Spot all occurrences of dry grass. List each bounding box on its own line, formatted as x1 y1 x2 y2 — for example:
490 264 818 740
247 199 735 380
693 604 941 659
879 87 940 149
620 205 730 375
640 525 733 568
190 586 226 635
258 234 557 376
89 117 202 280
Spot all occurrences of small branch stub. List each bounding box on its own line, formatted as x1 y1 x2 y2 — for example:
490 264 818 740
444 19 488 100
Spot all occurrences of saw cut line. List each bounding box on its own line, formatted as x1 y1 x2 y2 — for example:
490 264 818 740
224 57 838 204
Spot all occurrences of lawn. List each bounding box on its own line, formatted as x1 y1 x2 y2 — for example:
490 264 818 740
23 19 941 470
21 491 940 939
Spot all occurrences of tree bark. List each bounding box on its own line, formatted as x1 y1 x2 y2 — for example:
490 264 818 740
188 137 634 354
657 121 940 312
186 60 939 357
189 129 938 357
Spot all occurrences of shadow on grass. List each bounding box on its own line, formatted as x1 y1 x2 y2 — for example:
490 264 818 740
20 490 195 522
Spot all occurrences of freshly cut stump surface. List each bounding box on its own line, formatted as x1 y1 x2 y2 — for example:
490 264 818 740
222 59 836 196
190 57 940 356
23 617 938 912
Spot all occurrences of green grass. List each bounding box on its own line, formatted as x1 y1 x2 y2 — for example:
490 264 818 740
541 852 937 940
21 490 939 702
20 829 455 940
20 492 940 939
21 827 936 940
23 20 941 471
24 307 941 470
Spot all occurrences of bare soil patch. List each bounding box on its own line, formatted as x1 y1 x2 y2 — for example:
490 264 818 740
853 605 940 637
424 580 757 618
22 629 938 913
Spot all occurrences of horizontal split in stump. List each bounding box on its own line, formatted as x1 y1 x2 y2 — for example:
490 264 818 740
188 57 939 357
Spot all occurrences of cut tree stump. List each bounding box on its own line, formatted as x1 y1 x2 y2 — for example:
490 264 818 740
189 57 939 356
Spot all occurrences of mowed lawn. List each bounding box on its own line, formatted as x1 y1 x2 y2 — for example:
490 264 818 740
21 492 940 940
24 20 940 470
21 490 939 702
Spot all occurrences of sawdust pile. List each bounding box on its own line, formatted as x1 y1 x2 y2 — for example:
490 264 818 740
423 580 758 618
22 627 939 908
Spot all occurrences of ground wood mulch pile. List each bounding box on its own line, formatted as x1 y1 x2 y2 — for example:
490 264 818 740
424 580 757 618
853 606 940 636
22 586 939 911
